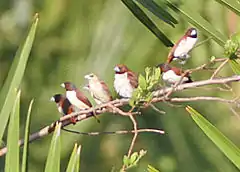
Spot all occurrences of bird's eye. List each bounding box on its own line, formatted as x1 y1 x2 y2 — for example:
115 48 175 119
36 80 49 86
89 74 94 78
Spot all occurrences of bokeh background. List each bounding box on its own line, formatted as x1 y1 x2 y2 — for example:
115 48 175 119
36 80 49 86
0 0 240 171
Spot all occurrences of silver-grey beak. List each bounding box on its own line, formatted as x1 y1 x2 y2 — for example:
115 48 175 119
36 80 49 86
50 97 55 102
60 83 65 88
114 66 120 72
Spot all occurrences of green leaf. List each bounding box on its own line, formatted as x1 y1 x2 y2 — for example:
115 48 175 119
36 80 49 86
139 74 147 90
186 106 240 169
147 165 161 172
123 155 130 166
121 0 174 47
21 99 34 172
130 152 138 164
0 14 39 141
214 0 240 16
44 123 62 172
165 0 227 46
229 59 240 74
66 144 81 172
136 0 178 27
5 91 21 172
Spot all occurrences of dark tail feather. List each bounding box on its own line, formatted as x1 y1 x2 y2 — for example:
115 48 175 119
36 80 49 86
186 76 193 83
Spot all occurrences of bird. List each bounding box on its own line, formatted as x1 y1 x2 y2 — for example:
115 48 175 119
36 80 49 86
84 73 113 104
167 28 198 64
113 64 138 98
157 63 192 85
50 94 77 124
61 82 100 122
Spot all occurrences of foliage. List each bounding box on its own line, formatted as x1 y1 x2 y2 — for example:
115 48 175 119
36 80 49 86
122 150 147 171
186 106 240 169
130 67 160 107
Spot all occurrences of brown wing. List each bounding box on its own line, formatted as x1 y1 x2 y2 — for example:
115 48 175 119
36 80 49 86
100 81 113 101
171 67 191 79
76 90 92 107
127 71 138 88
167 44 177 63
171 66 183 76
167 35 186 63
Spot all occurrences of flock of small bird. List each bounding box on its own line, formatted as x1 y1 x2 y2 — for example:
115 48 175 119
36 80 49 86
51 28 198 123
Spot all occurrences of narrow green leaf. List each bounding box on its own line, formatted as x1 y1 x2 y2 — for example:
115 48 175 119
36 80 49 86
121 0 174 47
75 145 81 172
139 74 147 90
136 0 178 27
44 123 61 172
130 152 138 164
214 0 240 16
21 99 34 172
147 165 161 172
186 106 240 169
66 144 81 172
229 59 240 74
0 14 39 141
5 91 21 172
165 0 227 46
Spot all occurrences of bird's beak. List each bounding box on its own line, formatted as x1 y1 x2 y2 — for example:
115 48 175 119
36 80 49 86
50 97 55 102
83 85 89 90
60 83 65 88
84 74 90 80
114 66 120 72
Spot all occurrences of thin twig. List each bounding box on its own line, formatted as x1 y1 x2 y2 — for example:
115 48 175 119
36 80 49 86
62 128 165 135
210 59 229 79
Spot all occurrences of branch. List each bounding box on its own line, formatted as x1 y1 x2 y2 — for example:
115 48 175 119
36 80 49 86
0 75 239 157
62 128 165 135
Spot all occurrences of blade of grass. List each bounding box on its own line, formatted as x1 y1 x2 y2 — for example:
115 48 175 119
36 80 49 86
121 0 174 47
0 14 39 141
214 0 240 16
21 99 34 172
5 91 21 172
186 106 240 169
66 144 81 172
147 165 161 172
165 0 227 46
229 59 240 74
44 123 61 172
136 0 178 27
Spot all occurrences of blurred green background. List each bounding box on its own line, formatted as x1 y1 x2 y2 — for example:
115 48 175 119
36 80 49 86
0 0 240 171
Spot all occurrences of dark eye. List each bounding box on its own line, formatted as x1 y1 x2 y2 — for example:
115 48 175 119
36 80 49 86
89 74 94 77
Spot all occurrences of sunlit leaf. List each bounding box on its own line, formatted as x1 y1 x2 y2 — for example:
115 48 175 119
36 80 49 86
44 123 62 172
165 0 227 46
21 99 34 172
229 59 240 74
66 144 81 172
5 91 21 172
186 106 240 169
121 0 174 47
147 165 161 172
0 14 39 141
139 74 147 90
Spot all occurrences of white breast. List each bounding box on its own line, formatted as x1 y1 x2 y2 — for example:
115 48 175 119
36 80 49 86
89 81 110 104
174 37 197 58
162 70 188 85
66 91 89 110
114 73 134 98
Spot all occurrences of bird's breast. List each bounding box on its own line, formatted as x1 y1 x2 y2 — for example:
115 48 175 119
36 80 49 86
114 73 134 98
174 37 197 57
66 91 89 109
